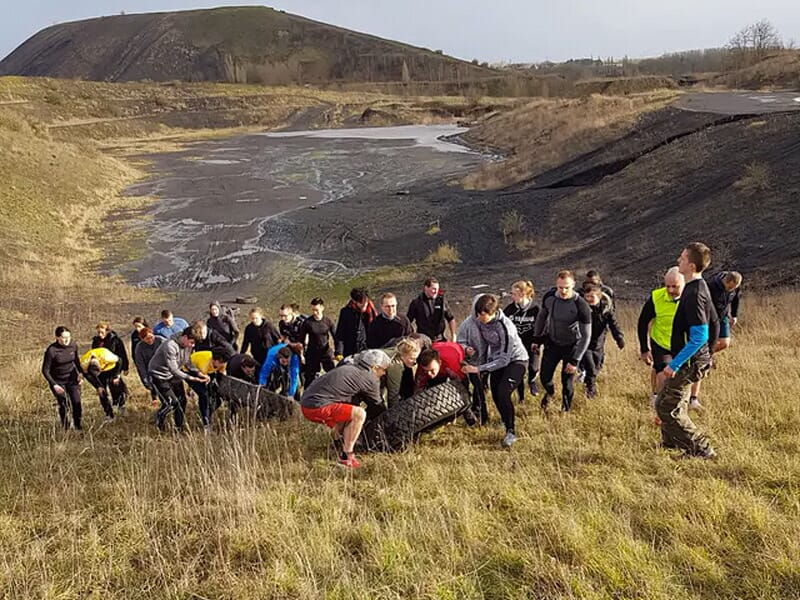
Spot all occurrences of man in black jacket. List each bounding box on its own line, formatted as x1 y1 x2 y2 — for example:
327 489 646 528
407 278 456 341
278 303 307 344
580 284 625 398
196 320 236 358
335 288 377 359
241 307 280 365
206 302 239 349
90 321 130 414
42 326 83 430
367 293 413 349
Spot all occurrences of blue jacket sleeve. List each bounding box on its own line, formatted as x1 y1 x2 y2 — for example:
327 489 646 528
258 347 278 385
287 355 300 397
668 324 708 371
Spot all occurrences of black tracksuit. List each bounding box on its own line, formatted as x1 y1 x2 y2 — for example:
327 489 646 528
335 306 372 358
407 292 454 341
42 341 83 429
580 299 625 391
207 314 240 348
301 316 336 384
241 319 280 365
196 328 236 358
226 353 260 383
504 300 541 398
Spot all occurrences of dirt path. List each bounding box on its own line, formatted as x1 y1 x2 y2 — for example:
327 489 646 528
676 91 800 115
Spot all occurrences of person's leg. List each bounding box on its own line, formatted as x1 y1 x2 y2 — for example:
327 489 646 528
560 346 576 411
65 383 82 429
583 349 600 397
655 363 714 457
304 352 322 385
50 386 69 429
172 379 187 431
189 380 210 427
489 362 525 434
109 376 127 409
341 406 367 454
321 354 336 373
152 378 177 430
528 344 540 395
539 344 560 405
468 372 488 424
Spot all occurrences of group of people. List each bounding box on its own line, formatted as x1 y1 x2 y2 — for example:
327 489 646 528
42 242 742 468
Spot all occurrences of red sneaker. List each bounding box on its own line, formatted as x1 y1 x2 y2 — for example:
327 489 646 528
337 454 360 469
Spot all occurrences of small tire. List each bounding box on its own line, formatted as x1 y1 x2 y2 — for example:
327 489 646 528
216 374 294 422
235 296 258 305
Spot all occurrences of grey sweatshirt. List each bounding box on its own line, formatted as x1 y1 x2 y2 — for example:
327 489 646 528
147 334 194 381
457 296 529 372
533 292 592 364
134 336 163 390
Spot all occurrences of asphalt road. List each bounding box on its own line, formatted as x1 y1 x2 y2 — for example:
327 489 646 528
676 91 800 115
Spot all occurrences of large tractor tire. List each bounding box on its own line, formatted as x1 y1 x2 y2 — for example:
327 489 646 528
214 374 295 422
357 382 470 452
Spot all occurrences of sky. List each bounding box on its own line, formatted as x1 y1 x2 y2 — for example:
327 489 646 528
3 0 800 64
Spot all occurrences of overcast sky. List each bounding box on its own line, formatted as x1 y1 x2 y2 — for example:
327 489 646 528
3 0 800 64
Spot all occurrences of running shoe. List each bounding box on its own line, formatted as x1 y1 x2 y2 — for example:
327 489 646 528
337 454 360 469
585 385 597 399
576 369 586 384
688 397 704 412
529 381 539 396
501 431 518 448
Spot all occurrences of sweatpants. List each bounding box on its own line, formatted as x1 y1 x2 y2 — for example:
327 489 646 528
50 381 82 429
581 348 604 391
304 350 335 385
655 361 715 456
85 371 123 417
488 361 526 433
152 376 188 431
540 342 578 411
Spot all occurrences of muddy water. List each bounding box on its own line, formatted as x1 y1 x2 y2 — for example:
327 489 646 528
111 125 483 295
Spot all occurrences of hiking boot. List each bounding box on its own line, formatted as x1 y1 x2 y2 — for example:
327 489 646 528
540 394 552 412
337 453 360 469
689 397 704 412
501 431 517 448
529 381 539 396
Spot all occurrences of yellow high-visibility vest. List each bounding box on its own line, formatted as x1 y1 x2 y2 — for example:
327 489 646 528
651 287 679 350
80 347 119 373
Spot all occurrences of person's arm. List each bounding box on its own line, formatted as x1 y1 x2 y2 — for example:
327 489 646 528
241 326 252 356
406 299 417 326
227 315 240 339
607 310 625 349
287 355 300 397
731 289 741 321
133 345 152 389
257 348 278 386
211 330 236 357
447 318 457 341
637 297 655 354
334 311 346 357
41 347 58 388
401 315 413 337
477 323 513 373
532 299 550 344
114 337 130 374
569 300 593 365
385 363 403 405
166 343 191 381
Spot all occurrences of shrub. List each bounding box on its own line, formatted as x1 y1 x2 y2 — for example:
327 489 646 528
734 161 771 192
424 242 460 264
500 210 525 244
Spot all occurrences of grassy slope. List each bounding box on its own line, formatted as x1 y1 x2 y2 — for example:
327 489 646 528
1 78 800 599
462 91 679 190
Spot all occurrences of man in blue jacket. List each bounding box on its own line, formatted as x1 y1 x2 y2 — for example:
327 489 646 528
655 242 719 459
258 343 301 399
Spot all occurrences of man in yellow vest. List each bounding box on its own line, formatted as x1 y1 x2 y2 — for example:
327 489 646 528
637 267 685 407
80 346 120 422
186 349 228 432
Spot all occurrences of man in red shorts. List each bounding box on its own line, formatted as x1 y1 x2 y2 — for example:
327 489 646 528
300 349 391 469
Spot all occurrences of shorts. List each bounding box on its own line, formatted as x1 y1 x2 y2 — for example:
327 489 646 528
718 315 730 339
651 341 673 374
301 403 354 428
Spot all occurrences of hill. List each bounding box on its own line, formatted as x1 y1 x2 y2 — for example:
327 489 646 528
0 6 495 86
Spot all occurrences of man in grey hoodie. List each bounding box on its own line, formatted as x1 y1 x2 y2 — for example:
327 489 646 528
148 323 207 431
533 270 592 412
460 293 529 448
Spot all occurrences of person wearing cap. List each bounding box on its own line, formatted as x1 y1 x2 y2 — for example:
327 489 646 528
300 348 391 469
207 302 240 349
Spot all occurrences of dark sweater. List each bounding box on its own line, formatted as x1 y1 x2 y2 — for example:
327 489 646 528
42 342 81 387
367 314 413 349
587 298 625 351
503 301 540 348
196 328 236 358
300 316 335 355
241 320 280 365
335 306 372 358
407 292 453 340
207 314 239 345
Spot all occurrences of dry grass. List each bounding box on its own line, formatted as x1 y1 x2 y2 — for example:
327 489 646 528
462 91 679 190
1 295 800 598
734 161 772 192
423 242 461 265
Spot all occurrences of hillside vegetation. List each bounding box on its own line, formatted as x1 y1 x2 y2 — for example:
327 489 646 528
0 6 495 86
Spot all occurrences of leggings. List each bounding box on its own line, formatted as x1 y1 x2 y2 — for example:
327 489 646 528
539 343 577 411
515 343 541 401
580 348 604 390
50 382 82 429
488 361 526 433
304 350 335 385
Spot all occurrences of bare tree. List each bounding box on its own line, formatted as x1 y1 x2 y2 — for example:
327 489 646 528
727 20 783 69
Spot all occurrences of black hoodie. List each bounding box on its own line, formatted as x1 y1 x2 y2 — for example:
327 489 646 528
92 330 129 376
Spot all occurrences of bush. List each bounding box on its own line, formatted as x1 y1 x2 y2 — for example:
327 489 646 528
424 242 460 264
500 210 525 244
734 161 771 192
